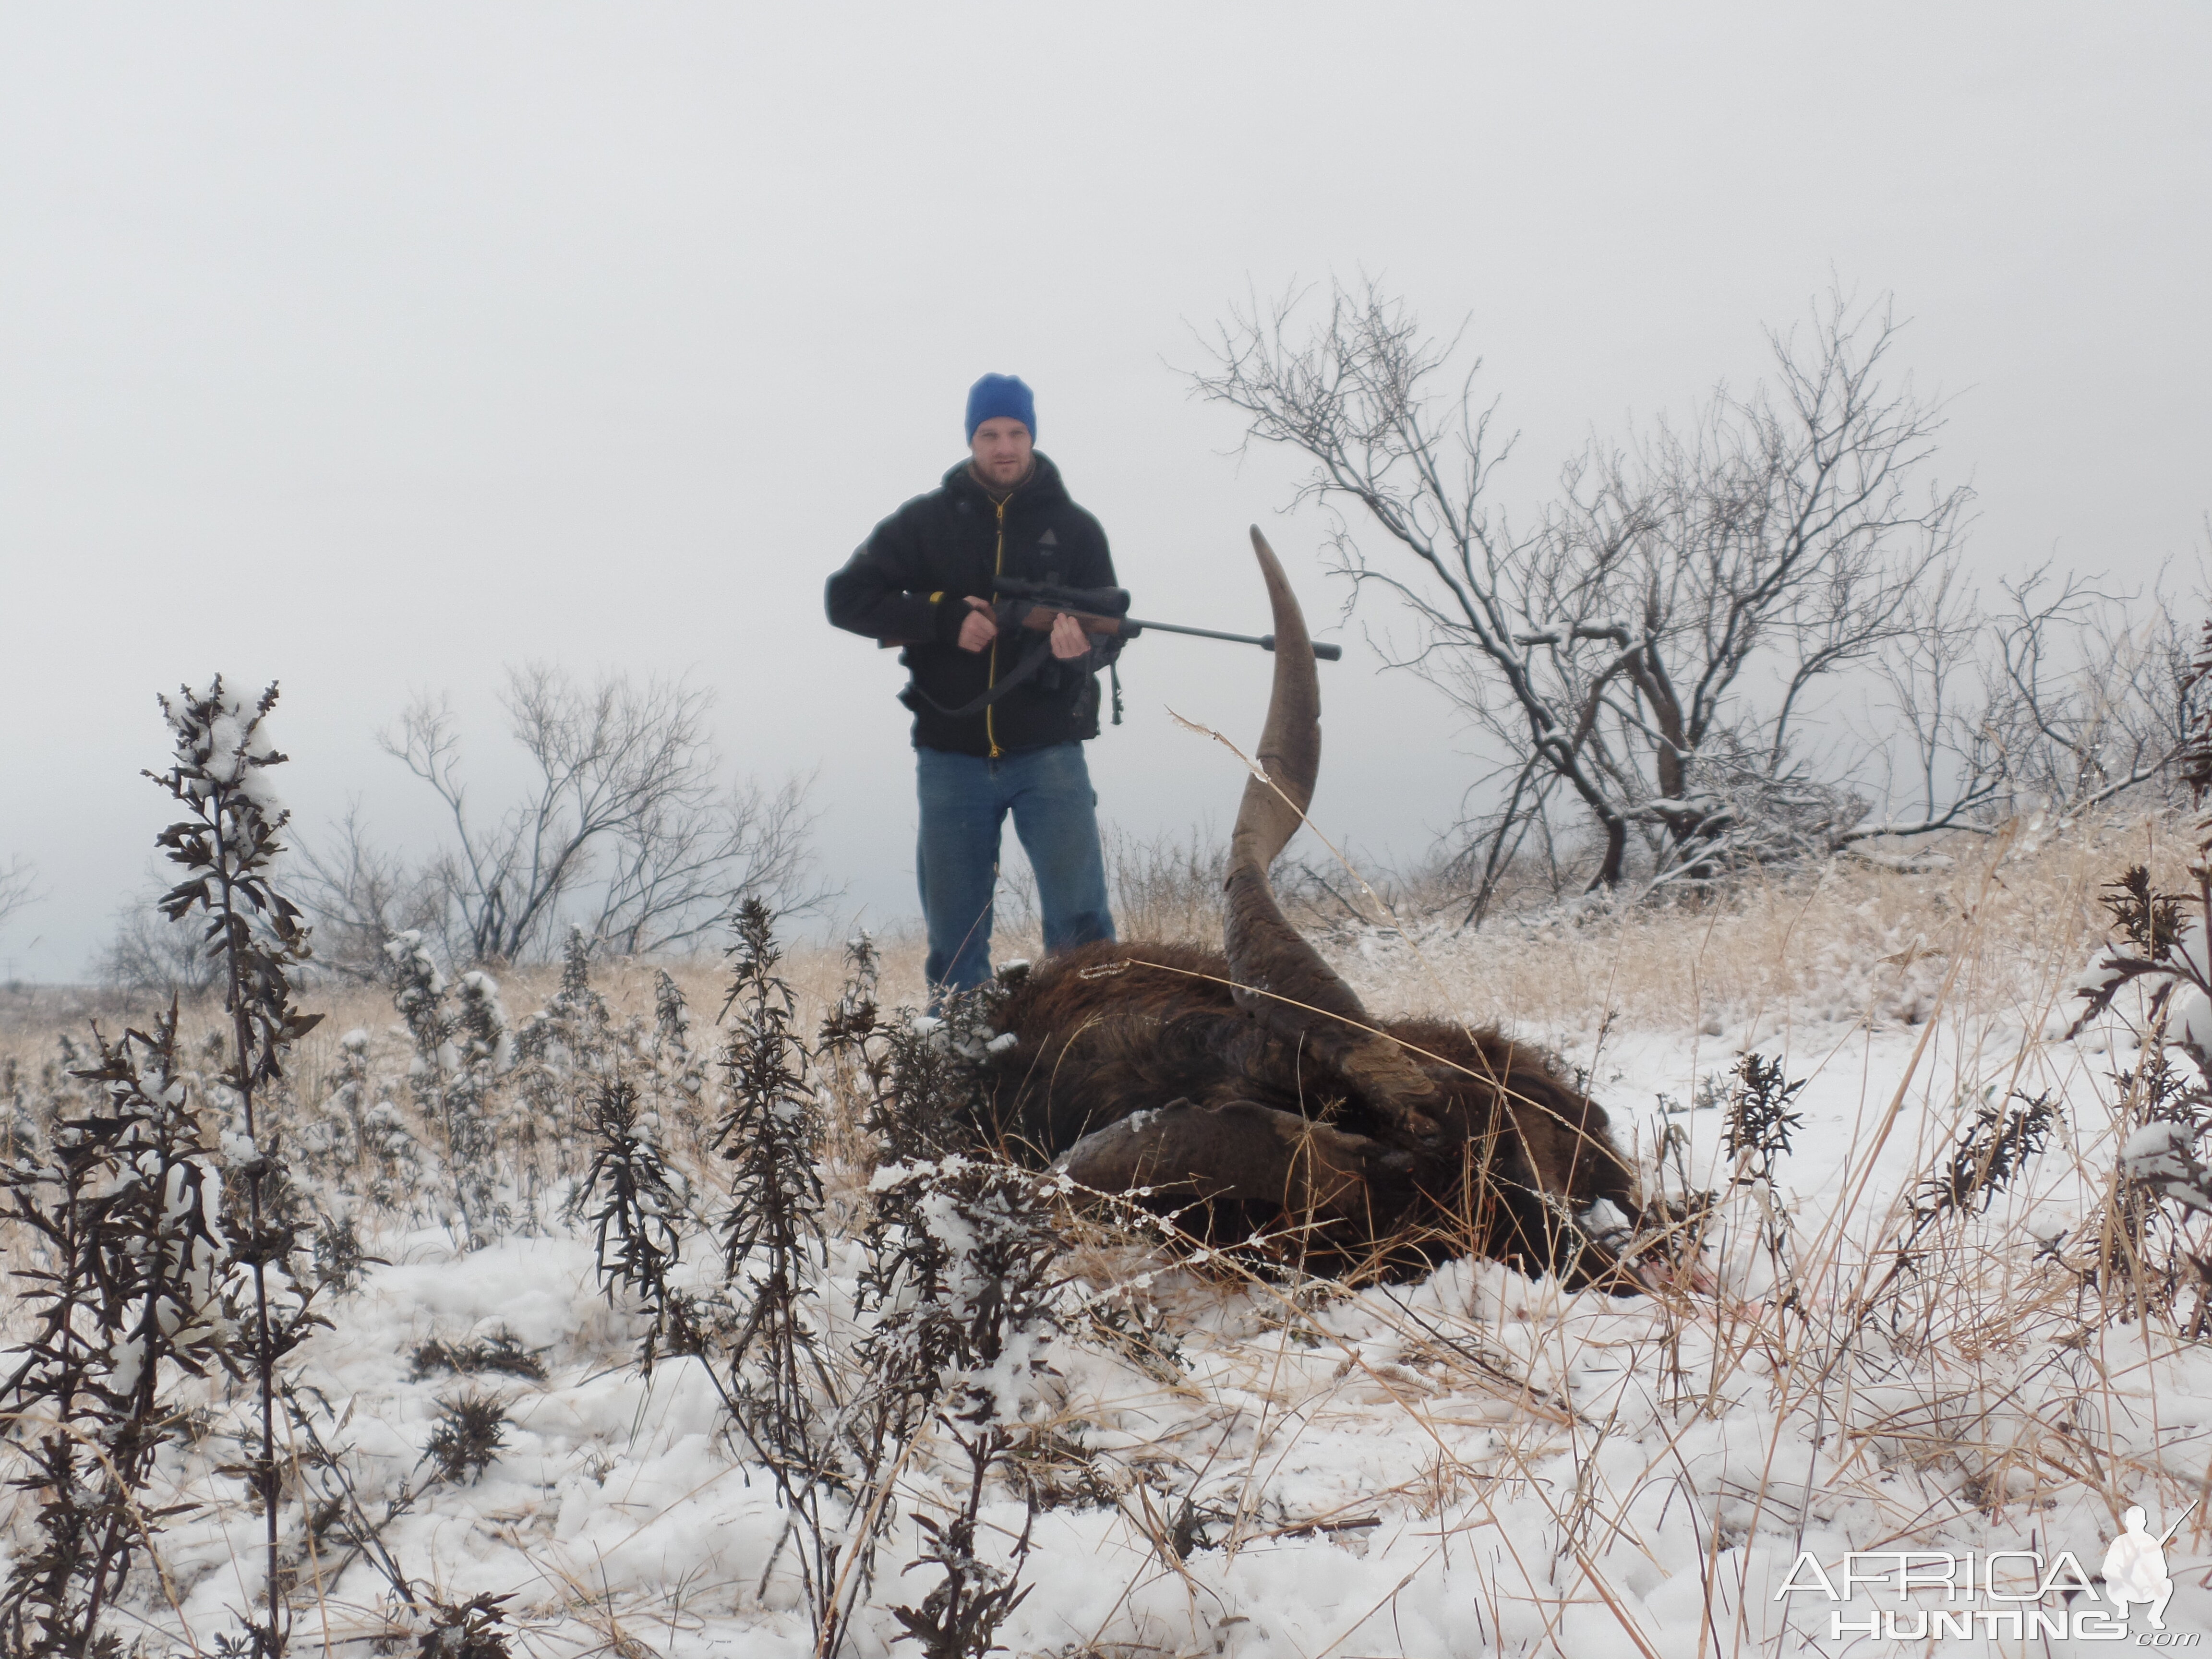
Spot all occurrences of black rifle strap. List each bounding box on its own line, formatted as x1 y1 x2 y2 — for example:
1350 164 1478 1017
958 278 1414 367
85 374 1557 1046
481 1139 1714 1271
905 629 1060 719
908 606 1126 721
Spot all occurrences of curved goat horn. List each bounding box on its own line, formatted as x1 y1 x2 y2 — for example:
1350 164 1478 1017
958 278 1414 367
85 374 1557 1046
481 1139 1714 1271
1223 529 1443 1141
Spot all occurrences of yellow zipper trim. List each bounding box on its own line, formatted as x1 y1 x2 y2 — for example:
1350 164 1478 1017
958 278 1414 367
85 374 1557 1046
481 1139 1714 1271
985 495 1007 757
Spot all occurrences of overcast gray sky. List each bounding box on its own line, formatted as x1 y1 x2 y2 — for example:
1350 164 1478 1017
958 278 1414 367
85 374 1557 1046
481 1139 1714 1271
3 3 2207 981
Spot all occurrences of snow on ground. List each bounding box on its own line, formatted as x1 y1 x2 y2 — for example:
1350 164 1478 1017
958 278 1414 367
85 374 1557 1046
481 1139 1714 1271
64 1012 2203 1658
9 836 2212 1658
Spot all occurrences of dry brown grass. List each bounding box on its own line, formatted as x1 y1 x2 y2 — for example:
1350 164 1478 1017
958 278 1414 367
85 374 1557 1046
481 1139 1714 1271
1333 812 2195 1040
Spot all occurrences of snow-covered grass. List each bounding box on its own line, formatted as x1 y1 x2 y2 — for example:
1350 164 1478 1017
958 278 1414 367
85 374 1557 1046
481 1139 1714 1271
5 814 2211 1658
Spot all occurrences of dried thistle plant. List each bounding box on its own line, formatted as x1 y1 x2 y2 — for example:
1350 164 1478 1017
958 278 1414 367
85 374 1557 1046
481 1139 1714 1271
0 1006 233 1659
712 900 852 1644
861 1156 1071 1659
574 1075 689 1373
146 678 327 1658
421 1392 512 1487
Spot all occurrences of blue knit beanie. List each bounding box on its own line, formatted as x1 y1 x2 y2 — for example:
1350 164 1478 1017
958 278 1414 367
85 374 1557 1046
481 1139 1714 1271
965 373 1036 441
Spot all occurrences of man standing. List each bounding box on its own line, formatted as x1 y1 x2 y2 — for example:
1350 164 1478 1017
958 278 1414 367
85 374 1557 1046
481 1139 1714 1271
826 373 1118 997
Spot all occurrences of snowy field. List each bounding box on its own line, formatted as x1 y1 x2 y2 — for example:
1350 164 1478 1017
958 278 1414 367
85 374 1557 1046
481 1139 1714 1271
5 815 2211 1659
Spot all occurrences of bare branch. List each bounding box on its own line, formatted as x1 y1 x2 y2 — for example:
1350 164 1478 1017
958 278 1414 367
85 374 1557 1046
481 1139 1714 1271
1191 278 1975 897
361 666 821 964
0 857 41 934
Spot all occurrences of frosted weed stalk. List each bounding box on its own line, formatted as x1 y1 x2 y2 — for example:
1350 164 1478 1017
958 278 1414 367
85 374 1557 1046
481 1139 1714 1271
145 680 332 1659
0 1005 229 1659
384 931 511 1246
573 1075 688 1372
0 681 334 1658
714 898 839 1528
566 915 1079 1657
572 900 866 1651
859 1155 1070 1659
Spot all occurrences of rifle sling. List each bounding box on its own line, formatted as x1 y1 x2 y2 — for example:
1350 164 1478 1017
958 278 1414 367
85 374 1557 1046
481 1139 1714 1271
905 630 1062 718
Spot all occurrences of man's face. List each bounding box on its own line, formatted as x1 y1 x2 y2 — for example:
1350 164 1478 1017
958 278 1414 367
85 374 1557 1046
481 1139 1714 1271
970 417 1034 489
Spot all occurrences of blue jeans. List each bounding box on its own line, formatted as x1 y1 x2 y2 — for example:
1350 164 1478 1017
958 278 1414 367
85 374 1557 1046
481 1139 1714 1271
916 743 1115 995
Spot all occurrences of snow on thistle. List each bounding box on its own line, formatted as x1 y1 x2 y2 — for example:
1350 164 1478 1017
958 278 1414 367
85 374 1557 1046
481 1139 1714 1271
2068 620 2212 1322
574 1075 690 1373
858 1157 1070 1433
302 1029 423 1218
144 677 327 1658
710 899 852 1644
509 926 615 1184
859 1155 1070 1659
0 1007 233 1659
385 931 511 1244
870 990 1001 1166
650 968 706 1105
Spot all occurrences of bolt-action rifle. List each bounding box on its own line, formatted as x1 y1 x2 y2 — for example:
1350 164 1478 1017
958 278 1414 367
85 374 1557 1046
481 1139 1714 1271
874 576 1342 722
989 576 1343 661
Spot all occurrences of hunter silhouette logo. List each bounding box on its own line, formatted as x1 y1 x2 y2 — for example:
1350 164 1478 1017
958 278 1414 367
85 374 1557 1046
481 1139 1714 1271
2104 1503 2192 1631
1777 1504 2200 1644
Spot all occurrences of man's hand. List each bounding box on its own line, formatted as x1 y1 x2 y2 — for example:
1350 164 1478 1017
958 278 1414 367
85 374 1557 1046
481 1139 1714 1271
1047 612 1089 660
958 595 998 653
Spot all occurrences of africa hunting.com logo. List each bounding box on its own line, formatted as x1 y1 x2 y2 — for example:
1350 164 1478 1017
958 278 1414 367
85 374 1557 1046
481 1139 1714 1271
1777 1504 2200 1644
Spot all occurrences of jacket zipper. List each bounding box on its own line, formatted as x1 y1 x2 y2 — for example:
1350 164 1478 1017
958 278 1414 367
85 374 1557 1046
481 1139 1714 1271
986 494 1007 757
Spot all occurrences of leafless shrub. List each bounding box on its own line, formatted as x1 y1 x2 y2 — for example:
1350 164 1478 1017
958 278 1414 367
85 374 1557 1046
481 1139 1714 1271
0 857 42 937
290 805 448 983
97 899 224 1003
1194 279 1972 904
1874 568 2204 846
1983 569 2200 818
378 664 821 964
0 1006 232 1659
1194 279 2196 920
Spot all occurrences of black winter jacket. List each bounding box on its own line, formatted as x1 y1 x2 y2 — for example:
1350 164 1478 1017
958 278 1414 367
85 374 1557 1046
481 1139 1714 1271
825 453 1119 756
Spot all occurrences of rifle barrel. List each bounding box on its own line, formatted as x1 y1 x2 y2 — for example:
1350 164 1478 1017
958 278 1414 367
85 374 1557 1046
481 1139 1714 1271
1125 616 1343 661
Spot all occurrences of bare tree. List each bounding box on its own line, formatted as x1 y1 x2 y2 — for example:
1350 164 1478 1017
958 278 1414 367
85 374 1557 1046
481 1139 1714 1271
0 858 40 935
380 665 820 963
97 902 223 1003
587 771 817 956
290 805 450 981
1865 565 2203 846
1982 568 2200 817
1192 279 1974 907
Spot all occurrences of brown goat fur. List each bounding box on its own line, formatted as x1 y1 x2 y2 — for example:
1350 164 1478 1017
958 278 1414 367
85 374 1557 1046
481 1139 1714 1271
972 940 1638 1284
